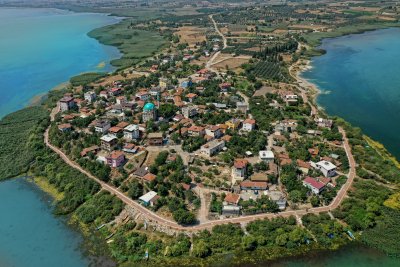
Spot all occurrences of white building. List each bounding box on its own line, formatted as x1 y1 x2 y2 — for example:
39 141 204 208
84 91 96 103
315 160 337 177
139 191 158 206
200 140 225 157
259 150 274 162
124 124 140 140
242 119 256 132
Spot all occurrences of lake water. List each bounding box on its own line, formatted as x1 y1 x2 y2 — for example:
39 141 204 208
0 7 120 266
0 7 121 118
0 178 89 267
301 28 400 159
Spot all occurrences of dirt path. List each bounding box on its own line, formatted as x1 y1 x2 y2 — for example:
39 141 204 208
206 14 228 74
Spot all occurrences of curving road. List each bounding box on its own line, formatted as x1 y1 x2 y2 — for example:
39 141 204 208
44 106 356 232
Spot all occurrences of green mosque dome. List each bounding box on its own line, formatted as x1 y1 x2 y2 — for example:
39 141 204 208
143 102 155 111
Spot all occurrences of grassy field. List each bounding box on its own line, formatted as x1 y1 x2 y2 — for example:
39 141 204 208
70 72 107 86
0 106 48 180
303 22 400 47
88 19 166 69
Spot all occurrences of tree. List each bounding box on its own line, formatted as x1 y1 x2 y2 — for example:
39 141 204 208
192 240 211 258
311 196 320 207
128 181 143 199
173 209 196 225
289 190 302 203
242 235 258 251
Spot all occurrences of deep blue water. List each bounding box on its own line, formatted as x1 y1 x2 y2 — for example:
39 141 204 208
0 178 89 267
0 7 121 118
302 28 400 159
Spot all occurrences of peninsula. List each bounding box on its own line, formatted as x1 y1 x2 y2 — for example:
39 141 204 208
0 1 400 266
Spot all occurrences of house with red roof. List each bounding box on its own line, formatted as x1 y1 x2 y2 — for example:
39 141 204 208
242 119 256 132
232 159 249 184
187 125 205 137
106 151 125 168
224 193 241 206
303 176 325 194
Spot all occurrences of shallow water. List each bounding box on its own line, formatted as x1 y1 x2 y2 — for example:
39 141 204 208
0 178 89 267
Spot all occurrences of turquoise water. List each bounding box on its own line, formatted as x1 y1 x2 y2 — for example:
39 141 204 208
0 178 89 267
302 28 400 159
0 7 121 118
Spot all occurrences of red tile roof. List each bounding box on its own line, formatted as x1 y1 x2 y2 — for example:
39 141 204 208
240 181 268 189
110 151 125 160
143 173 157 182
224 193 241 204
303 177 325 190
234 159 248 169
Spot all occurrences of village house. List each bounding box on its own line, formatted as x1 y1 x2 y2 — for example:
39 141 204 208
94 120 111 134
259 150 274 162
224 193 241 206
274 120 298 133
225 118 241 130
124 124 140 140
281 92 298 106
268 190 287 210
109 126 123 135
110 87 122 96
106 151 125 168
240 181 268 191
59 96 76 112
205 125 222 139
99 91 108 99
315 117 333 129
250 172 269 182
187 125 205 137
232 159 248 184
80 145 100 157
182 105 198 118
313 160 337 177
84 91 96 103
100 134 118 151
139 191 159 207
222 205 241 216
143 173 157 183
236 102 248 114
242 119 256 132
147 132 163 146
303 176 326 194
58 123 72 132
219 82 231 92
116 96 126 105
135 91 150 101
186 93 198 103
159 78 169 89
122 143 138 154
297 159 311 174
200 139 225 157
